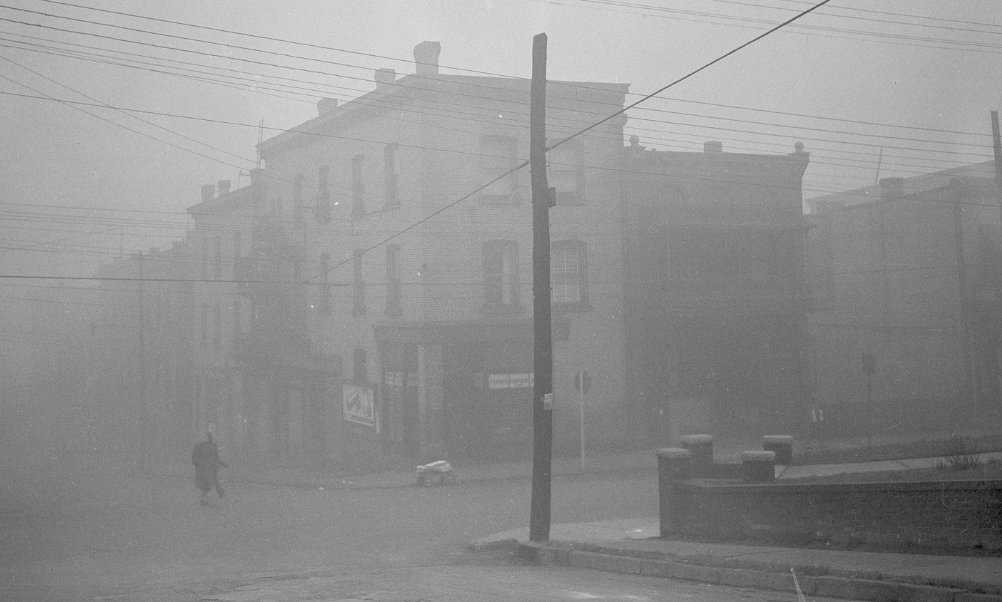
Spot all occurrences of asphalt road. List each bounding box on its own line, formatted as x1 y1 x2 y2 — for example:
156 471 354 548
0 453 853 602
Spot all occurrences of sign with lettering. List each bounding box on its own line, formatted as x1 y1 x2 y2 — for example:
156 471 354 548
343 384 376 427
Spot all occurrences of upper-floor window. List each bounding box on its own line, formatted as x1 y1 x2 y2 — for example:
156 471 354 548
293 173 304 221
352 154 366 217
483 239 519 310
384 143 399 208
318 253 331 316
213 236 222 280
547 139 584 204
386 244 402 316
551 239 589 309
352 248 366 315
481 135 517 200
213 303 222 350
316 165 331 222
353 347 367 383
201 237 209 279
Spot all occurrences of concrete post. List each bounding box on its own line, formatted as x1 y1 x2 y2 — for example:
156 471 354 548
657 447 691 537
763 435 794 465
680 434 713 477
742 450 776 483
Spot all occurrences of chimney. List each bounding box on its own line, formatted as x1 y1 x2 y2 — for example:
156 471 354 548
375 68 396 88
249 168 266 186
703 141 723 153
317 98 339 116
217 180 231 196
879 177 904 200
414 41 441 76
201 184 215 203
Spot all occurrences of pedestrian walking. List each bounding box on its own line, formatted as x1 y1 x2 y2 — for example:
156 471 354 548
192 431 227 505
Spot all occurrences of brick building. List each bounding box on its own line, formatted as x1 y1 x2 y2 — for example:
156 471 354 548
113 41 815 469
623 138 813 443
806 162 1002 435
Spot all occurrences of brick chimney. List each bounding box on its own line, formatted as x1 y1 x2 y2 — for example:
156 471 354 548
879 177 904 200
414 41 441 76
317 98 339 116
201 184 215 203
375 68 396 88
217 180 231 196
703 141 722 153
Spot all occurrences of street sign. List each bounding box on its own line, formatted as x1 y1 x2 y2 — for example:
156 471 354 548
573 370 591 394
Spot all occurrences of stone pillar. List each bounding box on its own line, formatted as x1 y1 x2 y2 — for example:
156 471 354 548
680 434 713 477
657 448 691 537
742 450 776 483
763 434 794 465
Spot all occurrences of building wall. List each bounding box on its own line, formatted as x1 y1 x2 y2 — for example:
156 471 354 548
808 175 1002 434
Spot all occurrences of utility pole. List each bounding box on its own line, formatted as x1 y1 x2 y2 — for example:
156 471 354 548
137 251 148 474
529 32 554 543
992 112 1002 227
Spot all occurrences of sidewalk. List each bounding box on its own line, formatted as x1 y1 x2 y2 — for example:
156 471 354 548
226 443 1002 601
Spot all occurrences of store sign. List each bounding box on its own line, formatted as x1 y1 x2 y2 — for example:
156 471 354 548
488 373 534 389
343 384 376 427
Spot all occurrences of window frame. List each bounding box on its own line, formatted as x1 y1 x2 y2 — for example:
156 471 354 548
352 154 366 217
352 248 366 315
483 239 520 311
547 139 585 205
551 239 590 311
385 244 402 316
480 135 518 202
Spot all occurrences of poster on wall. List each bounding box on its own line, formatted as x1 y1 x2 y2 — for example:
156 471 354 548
343 384 376 428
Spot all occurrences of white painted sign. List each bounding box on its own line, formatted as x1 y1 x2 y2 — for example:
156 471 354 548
343 384 376 427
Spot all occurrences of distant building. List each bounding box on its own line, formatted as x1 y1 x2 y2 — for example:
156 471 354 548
623 138 812 441
806 162 1002 435
91 42 814 469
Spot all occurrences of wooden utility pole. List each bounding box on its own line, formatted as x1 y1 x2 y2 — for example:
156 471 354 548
992 111 1002 225
529 32 554 543
137 251 148 474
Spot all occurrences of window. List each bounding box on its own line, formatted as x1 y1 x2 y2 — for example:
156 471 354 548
316 165 330 222
213 303 221 350
353 347 367 383
352 154 366 217
200 304 208 349
483 240 519 309
547 140 584 203
481 135 517 199
384 143 399 208
318 253 331 316
201 238 208 279
232 299 241 342
551 239 588 308
386 244 401 316
293 174 304 221
352 249 366 315
213 236 222 280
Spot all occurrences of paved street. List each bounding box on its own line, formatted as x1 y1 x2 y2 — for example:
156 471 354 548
0 451 858 602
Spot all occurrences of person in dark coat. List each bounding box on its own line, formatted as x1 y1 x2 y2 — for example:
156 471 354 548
192 431 227 505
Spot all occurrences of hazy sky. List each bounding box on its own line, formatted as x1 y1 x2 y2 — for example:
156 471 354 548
0 0 999 277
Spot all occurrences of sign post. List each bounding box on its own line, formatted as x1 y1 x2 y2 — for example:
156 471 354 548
574 370 591 472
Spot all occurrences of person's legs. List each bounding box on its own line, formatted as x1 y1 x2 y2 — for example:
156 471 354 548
211 470 225 498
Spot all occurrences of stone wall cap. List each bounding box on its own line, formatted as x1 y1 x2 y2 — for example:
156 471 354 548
657 447 692 459
742 450 776 461
763 435 794 444
680 434 713 444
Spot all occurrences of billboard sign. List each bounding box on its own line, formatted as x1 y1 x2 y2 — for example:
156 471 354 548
343 384 376 427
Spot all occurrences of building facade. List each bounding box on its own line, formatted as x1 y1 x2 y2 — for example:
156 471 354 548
88 42 815 469
623 138 813 443
806 163 1002 435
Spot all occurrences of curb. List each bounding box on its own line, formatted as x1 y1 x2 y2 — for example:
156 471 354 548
515 542 1002 602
